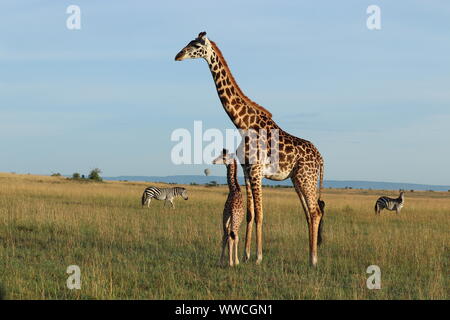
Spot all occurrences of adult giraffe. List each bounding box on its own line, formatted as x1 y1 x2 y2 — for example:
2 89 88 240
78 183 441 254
175 32 325 266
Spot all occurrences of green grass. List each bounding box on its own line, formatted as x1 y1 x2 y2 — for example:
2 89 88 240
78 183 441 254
0 173 448 299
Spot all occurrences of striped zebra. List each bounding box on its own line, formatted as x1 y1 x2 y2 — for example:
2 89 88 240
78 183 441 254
375 192 405 215
141 186 188 209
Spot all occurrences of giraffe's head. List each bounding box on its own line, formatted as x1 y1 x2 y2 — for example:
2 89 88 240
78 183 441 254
175 32 212 61
212 149 235 165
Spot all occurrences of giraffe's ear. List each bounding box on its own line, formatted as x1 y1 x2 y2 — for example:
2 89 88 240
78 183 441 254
222 148 228 155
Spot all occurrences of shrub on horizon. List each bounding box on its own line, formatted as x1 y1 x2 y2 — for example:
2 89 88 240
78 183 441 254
88 168 103 182
72 172 81 180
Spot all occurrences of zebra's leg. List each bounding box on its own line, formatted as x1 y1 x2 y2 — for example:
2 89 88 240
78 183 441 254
147 198 152 208
170 199 175 209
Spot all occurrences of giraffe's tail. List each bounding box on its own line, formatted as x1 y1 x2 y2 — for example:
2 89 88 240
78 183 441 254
318 160 324 200
317 159 325 245
317 199 325 246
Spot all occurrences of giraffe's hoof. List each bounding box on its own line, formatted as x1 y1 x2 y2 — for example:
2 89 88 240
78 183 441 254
256 257 263 265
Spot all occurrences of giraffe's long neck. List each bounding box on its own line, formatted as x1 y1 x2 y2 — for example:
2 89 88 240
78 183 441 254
205 41 273 130
226 159 240 193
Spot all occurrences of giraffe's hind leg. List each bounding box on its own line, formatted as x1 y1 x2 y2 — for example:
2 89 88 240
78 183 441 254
291 171 323 267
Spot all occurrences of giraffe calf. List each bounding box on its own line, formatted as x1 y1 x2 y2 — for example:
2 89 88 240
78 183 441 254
212 149 245 267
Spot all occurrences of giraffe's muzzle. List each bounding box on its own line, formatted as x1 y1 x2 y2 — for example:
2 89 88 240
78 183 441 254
175 51 186 61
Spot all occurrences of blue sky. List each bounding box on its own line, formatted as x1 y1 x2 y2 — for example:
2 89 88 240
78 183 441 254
1 1 449 185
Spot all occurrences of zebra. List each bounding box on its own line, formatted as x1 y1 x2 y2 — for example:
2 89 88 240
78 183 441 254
375 191 405 215
141 186 188 209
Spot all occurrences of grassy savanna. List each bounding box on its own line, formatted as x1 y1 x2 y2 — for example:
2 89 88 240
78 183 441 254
0 172 448 300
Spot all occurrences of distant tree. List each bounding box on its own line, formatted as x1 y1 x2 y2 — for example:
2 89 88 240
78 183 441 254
51 173 61 177
72 172 81 180
81 174 86 179
206 181 218 187
88 168 102 182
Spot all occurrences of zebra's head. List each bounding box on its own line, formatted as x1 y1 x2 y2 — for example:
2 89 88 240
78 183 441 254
181 188 188 200
212 149 235 165
175 32 212 61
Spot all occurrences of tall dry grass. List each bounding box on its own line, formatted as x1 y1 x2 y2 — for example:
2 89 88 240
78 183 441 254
0 172 448 299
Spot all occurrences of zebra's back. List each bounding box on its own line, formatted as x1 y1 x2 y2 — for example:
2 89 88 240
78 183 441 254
376 196 403 211
142 186 187 202
143 186 167 200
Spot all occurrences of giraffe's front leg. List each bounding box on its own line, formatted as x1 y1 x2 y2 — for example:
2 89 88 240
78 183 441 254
220 233 227 266
234 234 240 266
249 171 263 265
228 238 234 267
243 171 255 262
